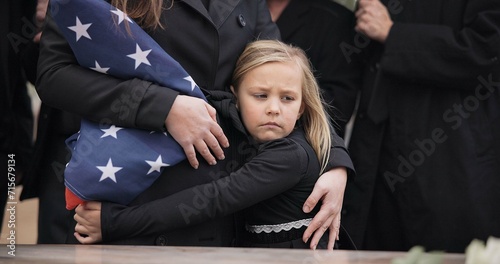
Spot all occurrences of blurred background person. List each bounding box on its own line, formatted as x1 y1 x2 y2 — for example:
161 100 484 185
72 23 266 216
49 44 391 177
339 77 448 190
20 0 77 244
1 0 37 228
342 0 500 253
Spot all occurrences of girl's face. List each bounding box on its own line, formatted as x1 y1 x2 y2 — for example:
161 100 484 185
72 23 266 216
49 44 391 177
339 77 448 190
233 61 304 143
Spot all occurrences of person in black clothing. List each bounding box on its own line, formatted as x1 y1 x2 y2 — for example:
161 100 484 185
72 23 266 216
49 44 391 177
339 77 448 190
343 0 500 252
74 40 340 249
37 0 353 247
1 0 36 228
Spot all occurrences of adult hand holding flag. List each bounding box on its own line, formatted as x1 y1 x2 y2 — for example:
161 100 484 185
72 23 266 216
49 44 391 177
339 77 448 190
50 0 205 209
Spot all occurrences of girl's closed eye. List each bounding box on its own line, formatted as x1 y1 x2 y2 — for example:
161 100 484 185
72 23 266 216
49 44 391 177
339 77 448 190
281 95 295 101
254 93 268 99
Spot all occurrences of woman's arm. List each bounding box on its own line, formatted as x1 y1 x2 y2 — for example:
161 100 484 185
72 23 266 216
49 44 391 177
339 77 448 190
37 13 177 131
37 11 227 166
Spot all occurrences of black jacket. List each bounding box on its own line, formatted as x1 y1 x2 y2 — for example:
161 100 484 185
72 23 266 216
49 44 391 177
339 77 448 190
343 0 500 252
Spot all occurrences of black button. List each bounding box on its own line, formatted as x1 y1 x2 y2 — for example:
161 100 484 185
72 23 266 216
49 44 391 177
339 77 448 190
237 14 246 27
358 112 365 119
342 209 347 215
156 235 168 246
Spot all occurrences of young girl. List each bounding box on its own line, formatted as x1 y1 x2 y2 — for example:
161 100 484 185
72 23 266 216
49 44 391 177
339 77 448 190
74 39 334 249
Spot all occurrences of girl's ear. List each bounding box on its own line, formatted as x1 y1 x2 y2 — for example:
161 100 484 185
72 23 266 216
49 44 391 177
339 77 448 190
230 85 239 109
297 102 305 120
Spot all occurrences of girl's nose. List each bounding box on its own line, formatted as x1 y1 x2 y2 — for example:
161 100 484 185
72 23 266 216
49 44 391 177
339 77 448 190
266 98 280 115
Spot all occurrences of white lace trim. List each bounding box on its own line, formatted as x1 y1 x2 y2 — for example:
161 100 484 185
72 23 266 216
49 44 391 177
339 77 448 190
245 218 312 234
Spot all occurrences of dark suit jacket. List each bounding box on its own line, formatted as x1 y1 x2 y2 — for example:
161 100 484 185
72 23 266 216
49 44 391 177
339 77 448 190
276 0 361 135
343 0 500 252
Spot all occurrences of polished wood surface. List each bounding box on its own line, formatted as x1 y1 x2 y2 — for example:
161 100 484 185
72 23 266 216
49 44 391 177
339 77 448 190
1 245 465 263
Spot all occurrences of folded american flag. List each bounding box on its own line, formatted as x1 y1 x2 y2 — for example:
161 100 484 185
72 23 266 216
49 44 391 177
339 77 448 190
50 0 205 209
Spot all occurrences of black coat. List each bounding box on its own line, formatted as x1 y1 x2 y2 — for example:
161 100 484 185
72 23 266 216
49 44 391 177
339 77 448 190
275 0 361 135
342 0 500 252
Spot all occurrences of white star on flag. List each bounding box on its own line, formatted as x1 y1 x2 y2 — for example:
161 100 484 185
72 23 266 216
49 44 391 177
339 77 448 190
101 125 123 138
111 9 133 24
145 155 170 175
91 61 110 74
184 76 197 91
68 17 92 41
127 44 152 69
97 158 122 183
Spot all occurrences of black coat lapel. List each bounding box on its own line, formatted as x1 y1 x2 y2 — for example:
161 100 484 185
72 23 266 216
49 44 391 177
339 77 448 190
181 0 212 22
209 0 241 29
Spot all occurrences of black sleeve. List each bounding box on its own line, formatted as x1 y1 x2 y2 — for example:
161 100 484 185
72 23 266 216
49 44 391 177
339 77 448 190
36 11 178 131
324 129 355 179
381 1 500 89
101 139 307 242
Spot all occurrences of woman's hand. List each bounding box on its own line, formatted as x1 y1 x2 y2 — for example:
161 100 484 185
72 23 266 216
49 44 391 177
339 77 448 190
74 201 103 244
302 167 347 250
165 95 229 169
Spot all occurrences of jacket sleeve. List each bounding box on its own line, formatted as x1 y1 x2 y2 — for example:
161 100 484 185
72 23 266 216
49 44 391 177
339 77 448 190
325 131 355 178
36 12 178 131
101 139 306 242
380 1 500 90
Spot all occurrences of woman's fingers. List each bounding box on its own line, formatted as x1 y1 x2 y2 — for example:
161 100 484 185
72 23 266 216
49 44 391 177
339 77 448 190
165 96 229 168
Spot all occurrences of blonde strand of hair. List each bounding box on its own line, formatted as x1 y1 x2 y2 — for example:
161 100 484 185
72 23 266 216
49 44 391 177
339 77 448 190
111 0 169 30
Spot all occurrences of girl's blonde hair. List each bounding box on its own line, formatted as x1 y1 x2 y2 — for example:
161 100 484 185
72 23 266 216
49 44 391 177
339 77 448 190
111 0 169 29
232 40 332 173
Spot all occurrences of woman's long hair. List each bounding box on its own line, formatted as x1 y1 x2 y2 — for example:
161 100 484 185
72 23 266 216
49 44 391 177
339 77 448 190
232 40 333 173
111 0 169 29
